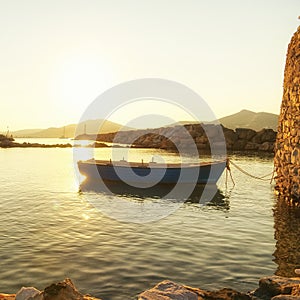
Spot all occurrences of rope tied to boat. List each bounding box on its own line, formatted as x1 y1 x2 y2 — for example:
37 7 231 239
227 158 275 183
225 158 235 187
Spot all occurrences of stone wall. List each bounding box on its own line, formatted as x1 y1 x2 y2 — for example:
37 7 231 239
274 26 300 201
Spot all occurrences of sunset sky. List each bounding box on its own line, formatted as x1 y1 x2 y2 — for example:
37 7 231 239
0 0 299 131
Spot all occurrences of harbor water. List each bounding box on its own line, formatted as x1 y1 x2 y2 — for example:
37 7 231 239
0 140 299 299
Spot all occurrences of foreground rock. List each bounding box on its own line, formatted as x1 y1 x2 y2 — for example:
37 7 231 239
138 280 251 300
138 280 201 300
252 276 300 300
1 275 300 300
139 276 300 300
1 279 101 300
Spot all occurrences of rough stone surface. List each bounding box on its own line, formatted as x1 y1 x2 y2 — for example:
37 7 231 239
272 296 300 300
253 276 300 299
274 26 300 201
273 201 300 278
42 278 83 300
1 279 101 300
0 294 16 300
2 276 300 300
15 287 41 300
202 288 251 300
292 284 300 296
138 280 199 300
96 124 277 154
139 280 251 300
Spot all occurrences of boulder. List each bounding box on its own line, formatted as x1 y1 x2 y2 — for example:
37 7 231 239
245 142 259 151
253 129 276 144
0 279 101 300
203 288 251 300
42 278 83 300
139 281 251 300
47 279 101 300
271 296 300 300
203 124 222 140
259 142 274 152
0 293 16 300
16 287 41 300
254 276 300 299
232 139 247 150
236 128 256 140
138 280 200 300
223 129 238 144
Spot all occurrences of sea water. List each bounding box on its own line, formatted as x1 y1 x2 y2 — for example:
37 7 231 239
0 140 298 299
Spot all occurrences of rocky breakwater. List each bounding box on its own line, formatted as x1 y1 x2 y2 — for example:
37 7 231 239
1 274 300 300
96 124 276 153
274 26 300 201
0 134 14 147
0 134 72 148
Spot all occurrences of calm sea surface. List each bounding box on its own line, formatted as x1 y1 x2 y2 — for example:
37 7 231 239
0 139 299 299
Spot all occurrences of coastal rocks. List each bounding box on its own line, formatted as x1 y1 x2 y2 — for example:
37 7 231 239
203 288 251 300
0 141 72 148
0 134 14 142
236 128 256 140
140 276 300 300
0 294 16 300
274 26 300 201
0 131 73 148
2 276 300 300
227 128 275 152
0 134 15 147
96 125 276 153
139 280 251 300
138 280 200 300
272 296 300 300
16 287 40 300
42 278 84 300
253 276 300 299
1 279 101 300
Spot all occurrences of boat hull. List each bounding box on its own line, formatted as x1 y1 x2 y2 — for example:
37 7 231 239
78 160 226 185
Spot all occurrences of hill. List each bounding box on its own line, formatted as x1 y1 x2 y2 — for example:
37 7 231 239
12 110 278 138
161 110 278 131
13 119 133 138
218 109 278 131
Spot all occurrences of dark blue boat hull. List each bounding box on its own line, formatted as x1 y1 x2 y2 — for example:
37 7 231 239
78 160 226 185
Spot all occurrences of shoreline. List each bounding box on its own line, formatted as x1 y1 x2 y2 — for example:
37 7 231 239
1 124 277 154
0 140 275 157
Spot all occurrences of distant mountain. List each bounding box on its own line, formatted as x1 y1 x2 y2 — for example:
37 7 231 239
12 110 278 138
13 119 133 138
218 109 278 131
162 110 278 131
10 128 44 137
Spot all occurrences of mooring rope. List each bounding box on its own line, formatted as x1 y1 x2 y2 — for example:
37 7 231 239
228 159 275 182
225 159 236 187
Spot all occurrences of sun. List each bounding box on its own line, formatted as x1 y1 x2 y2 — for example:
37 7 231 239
50 53 114 118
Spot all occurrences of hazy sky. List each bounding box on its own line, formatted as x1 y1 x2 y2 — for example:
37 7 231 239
0 0 299 130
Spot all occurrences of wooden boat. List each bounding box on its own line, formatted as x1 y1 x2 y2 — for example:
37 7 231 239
77 158 226 185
